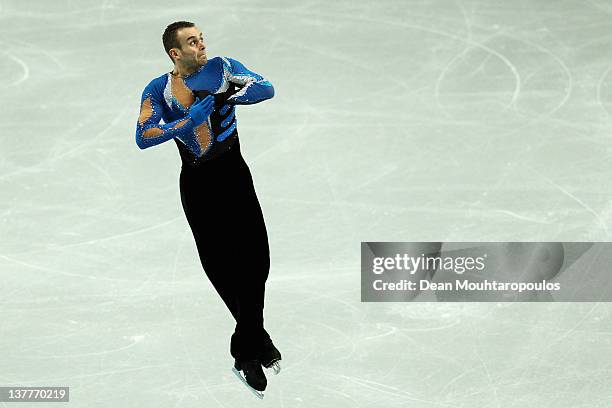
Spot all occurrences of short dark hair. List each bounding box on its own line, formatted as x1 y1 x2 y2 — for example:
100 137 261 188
162 21 195 62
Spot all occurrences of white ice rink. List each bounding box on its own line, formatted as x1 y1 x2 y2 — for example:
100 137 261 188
1 0 612 406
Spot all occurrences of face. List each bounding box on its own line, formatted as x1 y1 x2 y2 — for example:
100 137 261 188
173 26 207 68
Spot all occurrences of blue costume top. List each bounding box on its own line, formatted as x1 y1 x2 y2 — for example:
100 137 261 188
136 56 274 166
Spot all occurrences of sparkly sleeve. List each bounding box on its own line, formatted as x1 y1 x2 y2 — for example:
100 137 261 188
135 80 195 149
222 57 275 105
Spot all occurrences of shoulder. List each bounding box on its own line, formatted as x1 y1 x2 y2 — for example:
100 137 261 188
141 73 169 97
219 56 245 69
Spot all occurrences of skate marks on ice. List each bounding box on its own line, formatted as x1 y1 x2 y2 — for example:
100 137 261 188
246 3 612 242
0 50 29 89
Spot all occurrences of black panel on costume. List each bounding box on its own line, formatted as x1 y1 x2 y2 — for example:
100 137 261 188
174 84 242 168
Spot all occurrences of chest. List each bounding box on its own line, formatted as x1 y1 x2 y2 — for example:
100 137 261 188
161 59 226 122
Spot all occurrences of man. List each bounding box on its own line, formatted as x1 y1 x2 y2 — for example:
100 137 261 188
135 21 280 399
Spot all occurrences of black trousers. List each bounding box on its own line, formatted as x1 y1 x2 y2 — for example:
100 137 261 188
179 141 271 360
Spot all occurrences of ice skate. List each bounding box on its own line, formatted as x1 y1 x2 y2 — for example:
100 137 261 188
232 359 267 399
258 340 282 375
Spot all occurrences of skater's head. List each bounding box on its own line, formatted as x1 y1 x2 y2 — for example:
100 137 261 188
163 21 208 71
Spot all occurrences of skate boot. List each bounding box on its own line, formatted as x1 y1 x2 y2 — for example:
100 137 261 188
232 359 267 399
258 339 282 375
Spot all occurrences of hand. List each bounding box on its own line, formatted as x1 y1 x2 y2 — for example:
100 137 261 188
188 95 215 126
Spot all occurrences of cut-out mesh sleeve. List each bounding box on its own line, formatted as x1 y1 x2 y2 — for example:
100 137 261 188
135 82 195 149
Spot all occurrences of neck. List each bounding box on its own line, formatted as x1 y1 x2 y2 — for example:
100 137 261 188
172 62 204 78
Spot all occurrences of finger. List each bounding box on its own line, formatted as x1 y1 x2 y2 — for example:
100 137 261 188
200 95 213 104
201 102 215 111
201 99 215 110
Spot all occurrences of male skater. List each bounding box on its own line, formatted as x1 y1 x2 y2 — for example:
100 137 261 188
135 21 280 398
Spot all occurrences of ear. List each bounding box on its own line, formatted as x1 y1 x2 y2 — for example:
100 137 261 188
169 48 180 61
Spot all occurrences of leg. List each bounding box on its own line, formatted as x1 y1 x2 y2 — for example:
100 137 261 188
179 168 243 322
229 159 279 362
231 204 271 359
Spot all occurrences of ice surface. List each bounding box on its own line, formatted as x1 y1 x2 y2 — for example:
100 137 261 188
1 0 611 407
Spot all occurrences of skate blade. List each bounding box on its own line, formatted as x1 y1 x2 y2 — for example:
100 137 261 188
263 358 281 375
231 367 265 399
269 361 281 375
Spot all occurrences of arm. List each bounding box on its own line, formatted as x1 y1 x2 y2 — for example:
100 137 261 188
221 57 275 105
135 79 196 150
